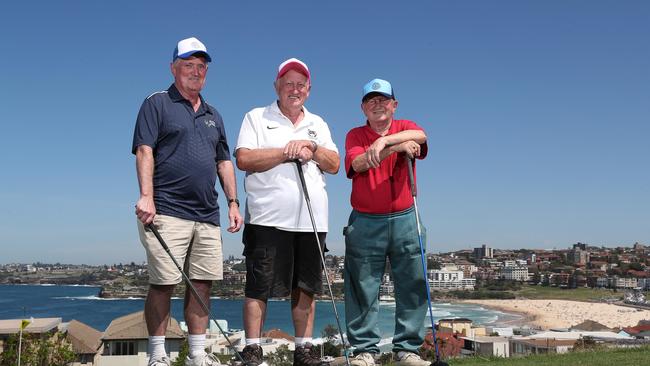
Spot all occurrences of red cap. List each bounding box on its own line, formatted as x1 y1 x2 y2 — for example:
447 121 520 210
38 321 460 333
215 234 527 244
277 58 310 81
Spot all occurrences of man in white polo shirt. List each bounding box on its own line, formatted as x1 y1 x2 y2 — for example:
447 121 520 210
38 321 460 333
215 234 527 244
235 58 339 366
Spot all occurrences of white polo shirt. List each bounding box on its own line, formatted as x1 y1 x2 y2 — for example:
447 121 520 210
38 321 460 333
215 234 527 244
235 101 338 232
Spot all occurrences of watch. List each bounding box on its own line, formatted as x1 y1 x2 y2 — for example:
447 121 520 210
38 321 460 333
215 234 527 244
228 198 240 207
310 140 318 152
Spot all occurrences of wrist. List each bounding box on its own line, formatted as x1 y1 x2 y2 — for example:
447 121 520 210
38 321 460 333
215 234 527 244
310 140 318 152
227 198 240 207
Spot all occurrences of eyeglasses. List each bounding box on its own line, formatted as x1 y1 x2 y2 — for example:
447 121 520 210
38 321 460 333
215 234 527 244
180 62 208 73
283 82 308 91
364 96 392 106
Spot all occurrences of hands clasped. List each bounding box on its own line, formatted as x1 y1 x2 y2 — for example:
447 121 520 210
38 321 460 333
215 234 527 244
284 140 315 163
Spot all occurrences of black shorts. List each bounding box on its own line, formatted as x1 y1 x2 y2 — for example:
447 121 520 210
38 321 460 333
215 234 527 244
242 224 327 301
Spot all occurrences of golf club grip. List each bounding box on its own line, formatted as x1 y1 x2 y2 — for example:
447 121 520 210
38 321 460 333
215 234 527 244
406 156 417 197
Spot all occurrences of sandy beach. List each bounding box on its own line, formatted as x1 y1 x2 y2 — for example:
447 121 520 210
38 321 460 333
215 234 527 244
462 299 650 330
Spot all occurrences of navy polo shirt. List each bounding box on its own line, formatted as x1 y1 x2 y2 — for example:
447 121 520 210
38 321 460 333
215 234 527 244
132 84 230 226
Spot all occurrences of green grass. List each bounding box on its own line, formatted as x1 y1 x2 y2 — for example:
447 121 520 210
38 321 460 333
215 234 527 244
512 285 622 301
444 346 650 366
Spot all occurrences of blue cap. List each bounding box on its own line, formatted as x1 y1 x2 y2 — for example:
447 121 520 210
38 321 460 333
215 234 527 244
172 37 212 62
362 78 394 101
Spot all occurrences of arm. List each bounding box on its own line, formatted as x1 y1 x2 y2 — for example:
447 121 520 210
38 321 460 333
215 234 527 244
216 160 243 233
312 146 340 174
135 145 156 224
353 130 427 173
236 147 287 172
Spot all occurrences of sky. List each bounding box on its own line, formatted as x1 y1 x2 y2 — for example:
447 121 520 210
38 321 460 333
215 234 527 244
1 1 649 265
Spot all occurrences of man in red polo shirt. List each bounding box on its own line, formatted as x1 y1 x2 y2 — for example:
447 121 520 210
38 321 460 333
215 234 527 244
343 79 430 366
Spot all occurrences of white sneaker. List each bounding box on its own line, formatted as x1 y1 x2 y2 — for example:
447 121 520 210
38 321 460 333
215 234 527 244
350 352 375 366
185 353 223 366
149 356 171 366
395 351 430 366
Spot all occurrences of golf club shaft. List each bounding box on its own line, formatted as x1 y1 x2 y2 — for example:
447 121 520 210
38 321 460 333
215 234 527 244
406 157 442 361
294 161 351 366
146 224 246 364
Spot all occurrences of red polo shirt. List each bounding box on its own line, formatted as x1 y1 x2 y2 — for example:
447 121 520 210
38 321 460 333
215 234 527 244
345 119 427 214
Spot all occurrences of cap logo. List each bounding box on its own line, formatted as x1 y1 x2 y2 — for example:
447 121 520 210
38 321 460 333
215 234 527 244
372 82 381 90
191 41 201 48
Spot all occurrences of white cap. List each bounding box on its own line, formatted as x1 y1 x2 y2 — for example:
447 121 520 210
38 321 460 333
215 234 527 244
173 37 212 62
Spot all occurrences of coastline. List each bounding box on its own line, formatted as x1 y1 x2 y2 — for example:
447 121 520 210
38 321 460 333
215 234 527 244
461 299 650 330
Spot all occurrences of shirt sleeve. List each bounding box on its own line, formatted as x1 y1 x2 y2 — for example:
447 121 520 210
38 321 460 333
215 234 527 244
399 120 428 159
234 111 259 155
214 112 231 162
132 97 160 154
345 128 366 179
315 118 338 153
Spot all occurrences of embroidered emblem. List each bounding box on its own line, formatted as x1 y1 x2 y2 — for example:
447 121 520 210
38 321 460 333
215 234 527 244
266 125 279 129
372 82 381 90
204 120 216 128
308 129 317 138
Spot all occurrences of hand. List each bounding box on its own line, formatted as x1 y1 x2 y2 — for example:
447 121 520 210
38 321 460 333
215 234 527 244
227 206 243 233
297 146 314 163
396 140 421 159
366 137 387 168
284 140 313 161
135 196 156 224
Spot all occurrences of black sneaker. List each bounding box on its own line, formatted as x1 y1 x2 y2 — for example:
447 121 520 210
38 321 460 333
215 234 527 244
240 344 264 366
293 343 329 366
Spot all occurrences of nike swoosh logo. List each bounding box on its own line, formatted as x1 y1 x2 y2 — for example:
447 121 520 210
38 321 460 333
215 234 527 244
266 126 279 129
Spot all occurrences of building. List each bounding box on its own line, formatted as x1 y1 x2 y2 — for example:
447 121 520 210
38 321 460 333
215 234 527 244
98 311 184 366
461 336 509 358
428 270 476 291
510 338 577 355
473 245 493 259
0 317 62 354
64 320 103 365
500 266 530 282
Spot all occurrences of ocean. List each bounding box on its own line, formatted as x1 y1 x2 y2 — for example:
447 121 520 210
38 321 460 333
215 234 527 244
0 284 521 336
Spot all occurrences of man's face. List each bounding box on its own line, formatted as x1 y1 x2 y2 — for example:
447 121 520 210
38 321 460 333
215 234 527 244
362 94 398 124
171 55 208 94
275 69 310 110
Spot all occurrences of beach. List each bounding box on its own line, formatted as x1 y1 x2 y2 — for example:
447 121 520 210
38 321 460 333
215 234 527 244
463 299 650 329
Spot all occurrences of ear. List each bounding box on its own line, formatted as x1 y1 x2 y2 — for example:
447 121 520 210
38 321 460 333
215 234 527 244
393 100 399 109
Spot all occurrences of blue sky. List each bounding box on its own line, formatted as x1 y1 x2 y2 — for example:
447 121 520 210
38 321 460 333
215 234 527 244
1 1 648 265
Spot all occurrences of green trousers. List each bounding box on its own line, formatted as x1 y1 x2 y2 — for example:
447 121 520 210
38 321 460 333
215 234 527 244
344 207 427 354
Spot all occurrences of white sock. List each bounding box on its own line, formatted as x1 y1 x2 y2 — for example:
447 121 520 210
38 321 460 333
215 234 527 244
188 333 207 358
246 338 261 346
149 336 166 360
294 337 312 346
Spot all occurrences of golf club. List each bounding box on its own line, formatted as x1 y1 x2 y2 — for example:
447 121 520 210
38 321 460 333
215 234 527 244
406 157 449 366
146 224 251 365
294 161 351 366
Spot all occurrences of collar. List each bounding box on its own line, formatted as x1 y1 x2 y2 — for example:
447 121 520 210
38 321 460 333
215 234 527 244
168 84 211 115
270 100 309 120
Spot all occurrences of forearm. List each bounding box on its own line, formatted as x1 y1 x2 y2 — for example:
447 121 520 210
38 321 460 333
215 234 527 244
312 147 340 174
382 130 427 146
217 160 238 199
136 145 154 197
350 145 399 173
236 148 288 172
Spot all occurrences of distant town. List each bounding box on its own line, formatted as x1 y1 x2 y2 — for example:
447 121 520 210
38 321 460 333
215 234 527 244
3 241 650 304
3 242 650 365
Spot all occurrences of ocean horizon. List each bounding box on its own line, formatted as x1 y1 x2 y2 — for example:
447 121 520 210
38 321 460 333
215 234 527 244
0 284 522 336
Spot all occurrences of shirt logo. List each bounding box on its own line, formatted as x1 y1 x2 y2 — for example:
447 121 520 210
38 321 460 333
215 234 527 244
308 129 317 138
204 120 216 128
266 125 279 129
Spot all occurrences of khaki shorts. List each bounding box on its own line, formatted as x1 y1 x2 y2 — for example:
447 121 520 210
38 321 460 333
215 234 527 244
138 214 223 285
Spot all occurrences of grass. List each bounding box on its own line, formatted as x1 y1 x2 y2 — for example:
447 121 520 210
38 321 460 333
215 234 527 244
444 346 650 366
511 285 622 302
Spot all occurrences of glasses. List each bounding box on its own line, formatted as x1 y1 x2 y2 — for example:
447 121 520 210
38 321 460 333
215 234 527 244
180 62 208 73
283 82 308 91
364 96 392 106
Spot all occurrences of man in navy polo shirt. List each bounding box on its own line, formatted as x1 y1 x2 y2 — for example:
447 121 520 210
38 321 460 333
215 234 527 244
133 37 243 366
